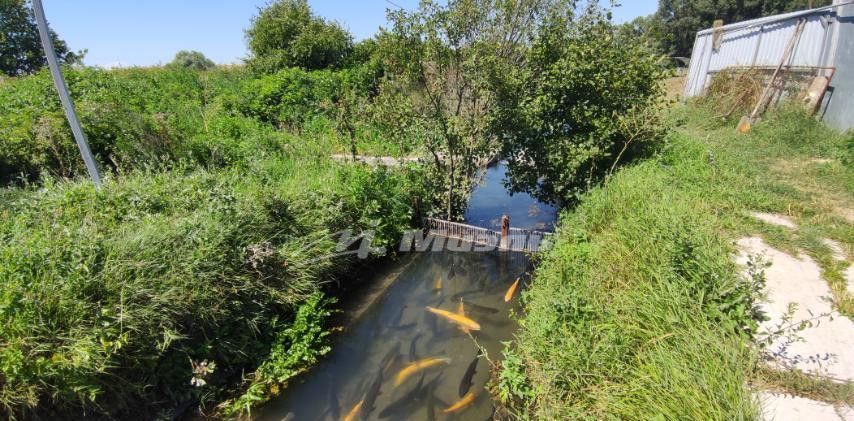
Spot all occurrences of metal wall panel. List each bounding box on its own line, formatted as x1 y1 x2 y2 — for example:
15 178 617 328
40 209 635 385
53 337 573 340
683 10 834 98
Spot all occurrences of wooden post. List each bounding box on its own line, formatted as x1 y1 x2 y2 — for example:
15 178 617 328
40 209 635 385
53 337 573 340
500 215 510 250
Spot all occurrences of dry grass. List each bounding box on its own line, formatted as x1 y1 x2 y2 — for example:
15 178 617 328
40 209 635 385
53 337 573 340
663 76 686 100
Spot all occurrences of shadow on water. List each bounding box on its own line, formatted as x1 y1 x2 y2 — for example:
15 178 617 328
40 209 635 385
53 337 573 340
256 164 557 421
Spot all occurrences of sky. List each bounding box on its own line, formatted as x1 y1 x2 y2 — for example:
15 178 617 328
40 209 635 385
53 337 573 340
43 1 659 68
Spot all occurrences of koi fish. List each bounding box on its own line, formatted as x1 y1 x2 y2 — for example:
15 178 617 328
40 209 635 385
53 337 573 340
342 399 363 421
433 275 443 290
457 300 469 333
380 342 401 377
465 302 500 315
425 306 481 331
378 374 425 418
458 351 481 397
409 333 422 362
443 391 476 413
504 278 521 302
362 366 384 418
393 357 450 386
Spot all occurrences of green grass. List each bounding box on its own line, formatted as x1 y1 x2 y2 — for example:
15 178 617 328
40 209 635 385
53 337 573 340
0 155 427 419
500 103 853 419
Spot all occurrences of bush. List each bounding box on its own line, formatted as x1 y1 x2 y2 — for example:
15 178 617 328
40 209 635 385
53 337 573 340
245 0 353 73
0 66 288 184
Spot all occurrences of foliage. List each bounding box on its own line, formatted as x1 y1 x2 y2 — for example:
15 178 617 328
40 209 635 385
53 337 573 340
0 66 260 184
0 0 84 76
503 102 853 418
500 114 762 419
492 4 668 206
167 50 216 71
245 0 353 73
222 293 332 415
0 156 425 419
377 0 561 218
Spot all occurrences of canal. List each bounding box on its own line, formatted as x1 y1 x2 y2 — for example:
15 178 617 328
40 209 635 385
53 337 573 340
256 164 557 420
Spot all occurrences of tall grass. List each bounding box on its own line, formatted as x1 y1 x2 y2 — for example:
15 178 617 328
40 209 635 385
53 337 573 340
502 103 853 418
0 155 426 419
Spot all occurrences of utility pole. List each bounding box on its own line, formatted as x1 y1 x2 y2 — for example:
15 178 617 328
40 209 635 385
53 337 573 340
32 0 102 186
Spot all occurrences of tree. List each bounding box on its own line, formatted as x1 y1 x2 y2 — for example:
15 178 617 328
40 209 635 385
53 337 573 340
0 0 83 76
167 50 215 71
376 0 561 219
245 0 353 73
491 4 668 205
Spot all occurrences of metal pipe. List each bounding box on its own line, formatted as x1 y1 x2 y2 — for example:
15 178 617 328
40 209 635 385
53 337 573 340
32 0 102 186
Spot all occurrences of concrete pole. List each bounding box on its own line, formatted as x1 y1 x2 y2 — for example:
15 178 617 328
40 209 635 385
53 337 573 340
32 0 102 186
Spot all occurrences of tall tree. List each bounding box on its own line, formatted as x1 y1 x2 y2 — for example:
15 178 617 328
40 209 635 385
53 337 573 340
0 0 83 76
491 3 668 205
167 50 215 71
376 0 561 219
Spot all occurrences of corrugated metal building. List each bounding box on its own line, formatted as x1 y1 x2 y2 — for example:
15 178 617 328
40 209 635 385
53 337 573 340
683 2 854 131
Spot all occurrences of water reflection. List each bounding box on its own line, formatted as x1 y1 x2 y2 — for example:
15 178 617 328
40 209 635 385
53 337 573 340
464 164 558 232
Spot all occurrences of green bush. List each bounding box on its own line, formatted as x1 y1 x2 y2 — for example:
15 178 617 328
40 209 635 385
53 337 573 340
0 66 298 184
0 157 426 419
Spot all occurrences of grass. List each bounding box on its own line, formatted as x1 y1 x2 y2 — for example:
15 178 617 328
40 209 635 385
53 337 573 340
0 155 427 419
500 103 853 419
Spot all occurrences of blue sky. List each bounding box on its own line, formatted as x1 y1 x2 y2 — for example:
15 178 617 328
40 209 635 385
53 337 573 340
43 1 658 68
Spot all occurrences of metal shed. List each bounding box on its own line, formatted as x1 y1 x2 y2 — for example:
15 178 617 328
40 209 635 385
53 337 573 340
683 2 854 131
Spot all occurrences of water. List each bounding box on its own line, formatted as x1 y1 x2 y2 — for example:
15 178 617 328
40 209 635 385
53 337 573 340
257 164 557 421
464 164 558 232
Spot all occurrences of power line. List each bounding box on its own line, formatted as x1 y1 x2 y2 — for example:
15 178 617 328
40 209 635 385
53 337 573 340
384 0 405 10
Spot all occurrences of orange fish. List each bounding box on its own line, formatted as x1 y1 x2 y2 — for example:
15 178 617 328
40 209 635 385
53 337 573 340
443 391 476 413
342 399 363 421
433 275 443 290
504 278 521 302
457 300 469 333
394 357 451 386
425 306 481 331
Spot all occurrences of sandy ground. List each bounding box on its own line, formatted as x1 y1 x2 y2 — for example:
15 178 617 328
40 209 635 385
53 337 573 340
738 212 854 420
737 236 854 381
759 392 853 421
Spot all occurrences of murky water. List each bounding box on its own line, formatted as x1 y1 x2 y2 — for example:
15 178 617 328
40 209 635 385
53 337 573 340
257 164 557 421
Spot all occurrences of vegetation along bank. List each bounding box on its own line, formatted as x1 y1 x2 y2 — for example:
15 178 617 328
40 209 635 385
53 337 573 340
498 103 853 419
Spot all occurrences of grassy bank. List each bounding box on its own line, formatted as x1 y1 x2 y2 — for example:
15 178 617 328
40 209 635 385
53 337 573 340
0 155 427 419
0 61 443 419
500 104 852 419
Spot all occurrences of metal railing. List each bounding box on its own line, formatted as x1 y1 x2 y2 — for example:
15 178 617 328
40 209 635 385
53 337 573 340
425 218 551 252
426 218 501 248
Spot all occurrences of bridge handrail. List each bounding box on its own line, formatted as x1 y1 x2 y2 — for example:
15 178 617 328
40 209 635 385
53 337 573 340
424 217 551 252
